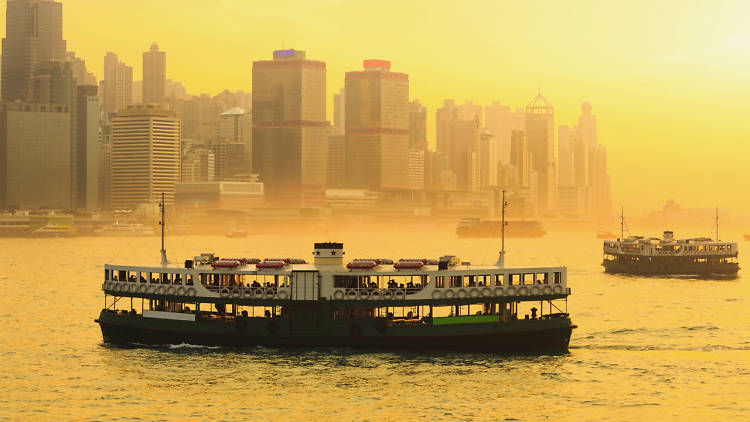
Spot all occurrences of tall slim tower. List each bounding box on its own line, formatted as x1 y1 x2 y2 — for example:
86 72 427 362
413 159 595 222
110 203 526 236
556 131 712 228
408 100 427 151
1 0 66 102
252 49 327 206
525 90 556 214
345 59 409 190
142 43 166 104
111 104 181 208
102 52 133 117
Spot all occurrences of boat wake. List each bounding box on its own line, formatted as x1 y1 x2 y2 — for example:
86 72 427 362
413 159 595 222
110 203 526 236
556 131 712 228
167 342 222 350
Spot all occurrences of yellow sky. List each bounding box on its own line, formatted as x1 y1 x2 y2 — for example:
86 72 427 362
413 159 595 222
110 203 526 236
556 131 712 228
2 0 749 215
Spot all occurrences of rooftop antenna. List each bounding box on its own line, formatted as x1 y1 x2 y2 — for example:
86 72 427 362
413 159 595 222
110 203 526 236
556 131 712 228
620 206 624 240
159 192 168 265
497 189 508 266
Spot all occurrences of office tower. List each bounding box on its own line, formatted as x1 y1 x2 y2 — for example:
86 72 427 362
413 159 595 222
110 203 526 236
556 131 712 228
457 100 482 127
143 43 166 104
76 85 99 209
525 91 556 214
577 101 597 148
181 147 215 182
1 0 66 102
102 52 133 117
557 125 574 187
98 123 113 209
332 88 345 135
345 59 409 190
66 52 97 86
479 128 497 189
110 104 181 208
182 94 223 140
451 119 480 191
1 102 71 208
218 107 252 175
326 128 345 188
252 49 327 206
407 149 425 191
436 100 458 158
214 89 251 111
510 130 529 187
131 81 142 104
408 100 427 151
485 101 524 165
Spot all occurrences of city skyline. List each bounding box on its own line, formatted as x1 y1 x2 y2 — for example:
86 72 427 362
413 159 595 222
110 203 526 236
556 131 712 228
1 0 748 214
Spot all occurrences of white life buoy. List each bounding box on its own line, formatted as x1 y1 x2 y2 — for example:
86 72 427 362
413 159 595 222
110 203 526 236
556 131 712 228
242 288 253 299
542 285 553 295
456 289 467 299
530 285 543 296
231 288 241 298
431 290 442 300
333 289 345 300
481 288 492 298
220 287 230 298
517 286 529 296
493 287 504 297
139 284 148 294
166 286 176 296
147 285 156 294
394 290 405 300
469 288 480 298
443 290 455 299
346 289 357 300
505 286 517 296
253 288 263 299
277 290 289 300
186 287 196 297
157 285 166 295
371 290 383 300
382 289 394 300
176 286 186 296
553 285 564 294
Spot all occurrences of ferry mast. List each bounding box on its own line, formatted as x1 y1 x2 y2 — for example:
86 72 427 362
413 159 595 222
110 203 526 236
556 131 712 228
497 189 508 266
159 192 167 265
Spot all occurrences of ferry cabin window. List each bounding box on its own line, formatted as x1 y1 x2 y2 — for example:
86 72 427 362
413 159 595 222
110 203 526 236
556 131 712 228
495 274 504 286
434 276 445 288
117 270 126 281
554 272 561 284
522 273 534 285
509 274 521 285
187 274 194 286
105 269 111 281
450 276 462 288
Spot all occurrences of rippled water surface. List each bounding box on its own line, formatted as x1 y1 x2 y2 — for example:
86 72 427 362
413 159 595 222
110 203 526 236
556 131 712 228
1 229 749 421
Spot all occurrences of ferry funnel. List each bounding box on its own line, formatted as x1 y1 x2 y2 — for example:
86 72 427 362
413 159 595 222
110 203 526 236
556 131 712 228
313 242 344 266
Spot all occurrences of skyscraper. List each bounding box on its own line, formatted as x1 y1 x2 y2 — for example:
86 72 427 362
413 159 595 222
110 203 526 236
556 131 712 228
345 59 409 190
1 0 66 102
111 104 181 208
525 91 556 214
408 100 427 151
485 101 524 165
76 85 99 209
332 87 345 135
102 52 133 117
142 43 166 104
252 49 327 206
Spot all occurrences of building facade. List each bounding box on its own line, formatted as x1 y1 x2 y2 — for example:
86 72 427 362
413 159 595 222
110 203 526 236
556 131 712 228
252 49 327 206
345 59 409 190
102 52 133 118
111 104 181 208
524 92 556 214
142 43 166 104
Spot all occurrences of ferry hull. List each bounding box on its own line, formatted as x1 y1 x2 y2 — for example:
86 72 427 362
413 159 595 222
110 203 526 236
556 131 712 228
602 260 739 276
96 311 574 353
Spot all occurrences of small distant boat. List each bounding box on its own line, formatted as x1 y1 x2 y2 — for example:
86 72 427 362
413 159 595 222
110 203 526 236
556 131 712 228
225 229 248 238
95 222 155 237
596 230 617 239
32 224 77 237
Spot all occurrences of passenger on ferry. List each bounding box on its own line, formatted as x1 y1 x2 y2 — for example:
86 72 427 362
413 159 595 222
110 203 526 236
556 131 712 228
251 280 261 288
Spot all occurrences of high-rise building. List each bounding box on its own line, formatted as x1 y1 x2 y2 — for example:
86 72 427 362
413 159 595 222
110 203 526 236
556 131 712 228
76 85 99 209
485 101 524 165
326 128 345 188
218 107 252 176
98 123 113 209
1 0 66 102
524 91 556 214
451 119 480 191
557 125 574 188
111 104 181 208
252 49 327 206
345 59 409 190
457 100 482 127
332 88 345 135
436 100 458 159
66 51 97 86
1 101 72 208
408 100 427 151
181 148 215 182
142 43 166 104
407 149 425 191
577 101 597 148
102 52 133 117
479 128 497 189
509 129 529 187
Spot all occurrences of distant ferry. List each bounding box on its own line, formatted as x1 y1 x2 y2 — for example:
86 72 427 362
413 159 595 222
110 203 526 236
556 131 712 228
96 192 575 353
602 231 739 276
225 229 248 238
456 218 546 238
32 224 77 237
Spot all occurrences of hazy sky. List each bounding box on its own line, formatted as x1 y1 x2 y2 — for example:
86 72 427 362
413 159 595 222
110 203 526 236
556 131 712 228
2 0 748 214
